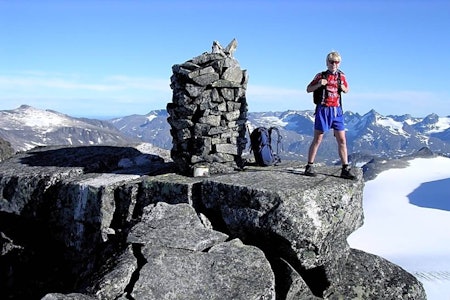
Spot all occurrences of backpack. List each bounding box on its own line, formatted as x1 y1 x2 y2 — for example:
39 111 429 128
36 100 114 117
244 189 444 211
313 71 343 107
249 126 282 166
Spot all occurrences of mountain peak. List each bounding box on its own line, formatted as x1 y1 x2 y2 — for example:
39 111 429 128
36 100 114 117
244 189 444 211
0 105 137 151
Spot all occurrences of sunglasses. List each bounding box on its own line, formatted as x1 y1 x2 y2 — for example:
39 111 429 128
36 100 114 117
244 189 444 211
328 60 340 64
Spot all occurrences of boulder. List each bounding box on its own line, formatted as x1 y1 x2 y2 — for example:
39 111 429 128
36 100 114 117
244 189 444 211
0 145 426 299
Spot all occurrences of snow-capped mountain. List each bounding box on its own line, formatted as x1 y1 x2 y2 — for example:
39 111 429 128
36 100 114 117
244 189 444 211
0 105 139 152
346 110 450 158
108 109 450 164
109 109 172 150
1 105 449 168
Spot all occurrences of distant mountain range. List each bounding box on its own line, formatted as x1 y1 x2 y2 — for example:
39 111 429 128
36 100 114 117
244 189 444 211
1 105 449 170
109 107 450 164
0 105 139 152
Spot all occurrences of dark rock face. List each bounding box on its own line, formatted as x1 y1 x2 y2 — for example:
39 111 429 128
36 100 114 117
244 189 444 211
0 145 426 299
326 249 427 298
168 39 249 175
124 203 275 300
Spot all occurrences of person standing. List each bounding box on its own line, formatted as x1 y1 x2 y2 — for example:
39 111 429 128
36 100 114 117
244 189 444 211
304 51 355 179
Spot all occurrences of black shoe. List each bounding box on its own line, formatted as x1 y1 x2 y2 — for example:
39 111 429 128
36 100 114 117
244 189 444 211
304 164 317 177
340 165 356 180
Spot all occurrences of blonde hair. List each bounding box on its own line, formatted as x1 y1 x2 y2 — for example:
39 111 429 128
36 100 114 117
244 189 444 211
326 51 341 63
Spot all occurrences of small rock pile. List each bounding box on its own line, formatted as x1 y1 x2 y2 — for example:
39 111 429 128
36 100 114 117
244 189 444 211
167 39 248 175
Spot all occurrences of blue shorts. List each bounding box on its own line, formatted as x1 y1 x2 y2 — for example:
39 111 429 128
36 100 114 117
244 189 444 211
314 106 345 132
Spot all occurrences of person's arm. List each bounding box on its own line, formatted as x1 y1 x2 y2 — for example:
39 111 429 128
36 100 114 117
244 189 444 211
339 73 349 93
307 81 324 93
306 75 326 93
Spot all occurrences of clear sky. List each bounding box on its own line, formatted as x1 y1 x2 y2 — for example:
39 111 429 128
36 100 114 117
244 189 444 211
1 0 449 118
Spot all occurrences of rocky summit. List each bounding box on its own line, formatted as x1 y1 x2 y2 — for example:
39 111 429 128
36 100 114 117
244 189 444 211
0 145 426 300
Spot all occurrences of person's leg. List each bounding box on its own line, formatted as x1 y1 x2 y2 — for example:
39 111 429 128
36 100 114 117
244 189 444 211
334 129 355 179
334 130 348 165
305 130 324 176
308 130 324 164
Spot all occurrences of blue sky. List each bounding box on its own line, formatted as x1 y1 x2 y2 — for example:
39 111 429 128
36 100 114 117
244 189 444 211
1 0 449 118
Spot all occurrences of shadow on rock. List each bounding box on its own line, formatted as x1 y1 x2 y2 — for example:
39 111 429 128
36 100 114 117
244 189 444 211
19 145 176 175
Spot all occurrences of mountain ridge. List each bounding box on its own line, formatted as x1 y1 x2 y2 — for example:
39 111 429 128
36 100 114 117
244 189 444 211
1 105 449 168
0 105 139 152
109 107 450 162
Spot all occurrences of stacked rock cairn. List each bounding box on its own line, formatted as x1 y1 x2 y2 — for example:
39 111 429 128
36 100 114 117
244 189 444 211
168 39 249 176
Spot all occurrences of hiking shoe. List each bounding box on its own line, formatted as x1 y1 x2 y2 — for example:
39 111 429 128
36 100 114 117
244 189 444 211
304 164 317 177
340 165 356 180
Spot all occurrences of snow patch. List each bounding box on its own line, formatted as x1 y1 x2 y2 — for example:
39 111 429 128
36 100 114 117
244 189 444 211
255 116 288 127
376 115 406 135
426 117 450 134
348 156 450 299
146 114 157 122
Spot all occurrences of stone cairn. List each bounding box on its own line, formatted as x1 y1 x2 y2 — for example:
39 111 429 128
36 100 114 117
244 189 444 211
168 39 248 176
